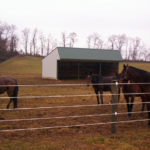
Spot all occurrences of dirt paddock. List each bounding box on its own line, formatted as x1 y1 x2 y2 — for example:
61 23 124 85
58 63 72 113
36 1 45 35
0 79 150 150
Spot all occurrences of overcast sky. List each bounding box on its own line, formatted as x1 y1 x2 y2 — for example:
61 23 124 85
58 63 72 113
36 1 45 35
0 0 150 48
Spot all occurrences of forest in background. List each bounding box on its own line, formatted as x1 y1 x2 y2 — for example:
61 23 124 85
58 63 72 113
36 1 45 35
0 21 150 62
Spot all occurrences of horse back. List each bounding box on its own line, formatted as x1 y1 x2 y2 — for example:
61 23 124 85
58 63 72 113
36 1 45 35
0 77 18 94
0 77 17 85
100 76 115 91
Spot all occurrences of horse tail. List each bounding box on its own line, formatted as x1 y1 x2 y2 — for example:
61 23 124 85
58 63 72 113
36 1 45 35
13 83 19 108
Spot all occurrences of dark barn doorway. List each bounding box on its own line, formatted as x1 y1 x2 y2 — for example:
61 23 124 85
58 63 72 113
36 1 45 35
57 61 118 79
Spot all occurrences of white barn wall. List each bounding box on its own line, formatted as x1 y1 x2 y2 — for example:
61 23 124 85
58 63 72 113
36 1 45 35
42 48 60 79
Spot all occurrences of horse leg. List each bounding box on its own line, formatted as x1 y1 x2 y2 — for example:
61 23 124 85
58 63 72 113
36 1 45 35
146 103 150 126
12 85 18 108
7 85 18 109
13 97 18 108
6 98 13 109
125 96 131 117
100 90 103 104
95 90 100 104
118 87 120 102
141 100 145 112
129 96 134 116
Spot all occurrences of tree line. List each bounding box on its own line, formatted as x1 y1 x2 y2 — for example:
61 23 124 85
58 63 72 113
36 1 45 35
0 21 150 61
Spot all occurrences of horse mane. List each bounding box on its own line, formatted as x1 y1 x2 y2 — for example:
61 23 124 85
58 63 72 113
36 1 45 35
129 66 150 81
129 66 150 74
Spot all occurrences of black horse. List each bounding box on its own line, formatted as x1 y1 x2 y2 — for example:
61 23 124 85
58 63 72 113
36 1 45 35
86 74 120 104
120 78 145 116
119 65 150 125
0 77 18 108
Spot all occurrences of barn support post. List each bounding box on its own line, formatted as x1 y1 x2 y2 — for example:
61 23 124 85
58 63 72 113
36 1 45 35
99 63 101 75
77 62 80 80
111 81 119 134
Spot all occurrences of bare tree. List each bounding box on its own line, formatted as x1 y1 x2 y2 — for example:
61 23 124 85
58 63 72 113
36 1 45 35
0 21 5 40
22 28 30 54
92 33 100 48
130 37 141 60
115 34 127 51
9 34 18 52
0 22 10 41
46 36 50 55
8 25 18 52
87 33 103 49
39 32 46 56
68 32 77 47
29 41 33 55
87 35 92 48
51 38 57 50
108 35 117 50
0 23 16 51
32 28 38 55
61 32 67 47
96 38 103 49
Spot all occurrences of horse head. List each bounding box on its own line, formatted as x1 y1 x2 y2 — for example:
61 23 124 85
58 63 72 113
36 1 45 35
86 74 92 86
119 64 130 83
86 74 100 87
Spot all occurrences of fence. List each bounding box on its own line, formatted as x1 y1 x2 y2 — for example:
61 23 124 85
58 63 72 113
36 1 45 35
0 82 150 133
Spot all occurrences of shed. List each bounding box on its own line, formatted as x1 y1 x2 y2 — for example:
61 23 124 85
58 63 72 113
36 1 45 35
42 47 123 79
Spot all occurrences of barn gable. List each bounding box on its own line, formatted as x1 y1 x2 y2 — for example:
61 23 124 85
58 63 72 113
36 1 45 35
42 47 123 79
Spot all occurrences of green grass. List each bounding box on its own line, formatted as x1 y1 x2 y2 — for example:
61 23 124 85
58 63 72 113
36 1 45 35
0 56 42 76
0 56 150 150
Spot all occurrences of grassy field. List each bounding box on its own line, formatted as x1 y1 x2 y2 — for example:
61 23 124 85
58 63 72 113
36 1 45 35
0 56 150 150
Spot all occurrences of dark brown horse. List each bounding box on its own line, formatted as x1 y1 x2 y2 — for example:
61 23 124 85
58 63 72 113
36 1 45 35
119 65 150 125
121 78 145 116
0 77 18 109
86 74 120 104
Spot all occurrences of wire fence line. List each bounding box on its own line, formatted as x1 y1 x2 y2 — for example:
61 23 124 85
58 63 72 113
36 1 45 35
0 101 150 111
1 82 150 87
0 82 150 133
0 92 150 99
0 110 149 123
0 118 149 132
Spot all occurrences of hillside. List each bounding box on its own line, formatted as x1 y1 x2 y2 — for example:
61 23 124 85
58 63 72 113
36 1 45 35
0 56 42 76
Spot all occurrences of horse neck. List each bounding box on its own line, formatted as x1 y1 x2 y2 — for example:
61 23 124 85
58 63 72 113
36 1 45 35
129 68 149 83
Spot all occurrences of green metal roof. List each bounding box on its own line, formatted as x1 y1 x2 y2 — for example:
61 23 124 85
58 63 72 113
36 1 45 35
57 47 122 61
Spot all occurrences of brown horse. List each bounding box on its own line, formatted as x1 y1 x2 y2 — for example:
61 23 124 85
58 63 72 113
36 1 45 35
0 77 18 109
86 74 120 104
121 79 145 116
119 65 150 125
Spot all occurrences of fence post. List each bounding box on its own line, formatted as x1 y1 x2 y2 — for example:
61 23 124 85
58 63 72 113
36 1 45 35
111 80 119 134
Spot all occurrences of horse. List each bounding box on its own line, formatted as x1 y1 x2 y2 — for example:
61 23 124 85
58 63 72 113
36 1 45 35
119 64 150 125
0 77 18 109
86 74 120 104
120 78 145 116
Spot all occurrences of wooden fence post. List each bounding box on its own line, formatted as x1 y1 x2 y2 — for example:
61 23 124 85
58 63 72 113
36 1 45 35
111 80 119 134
